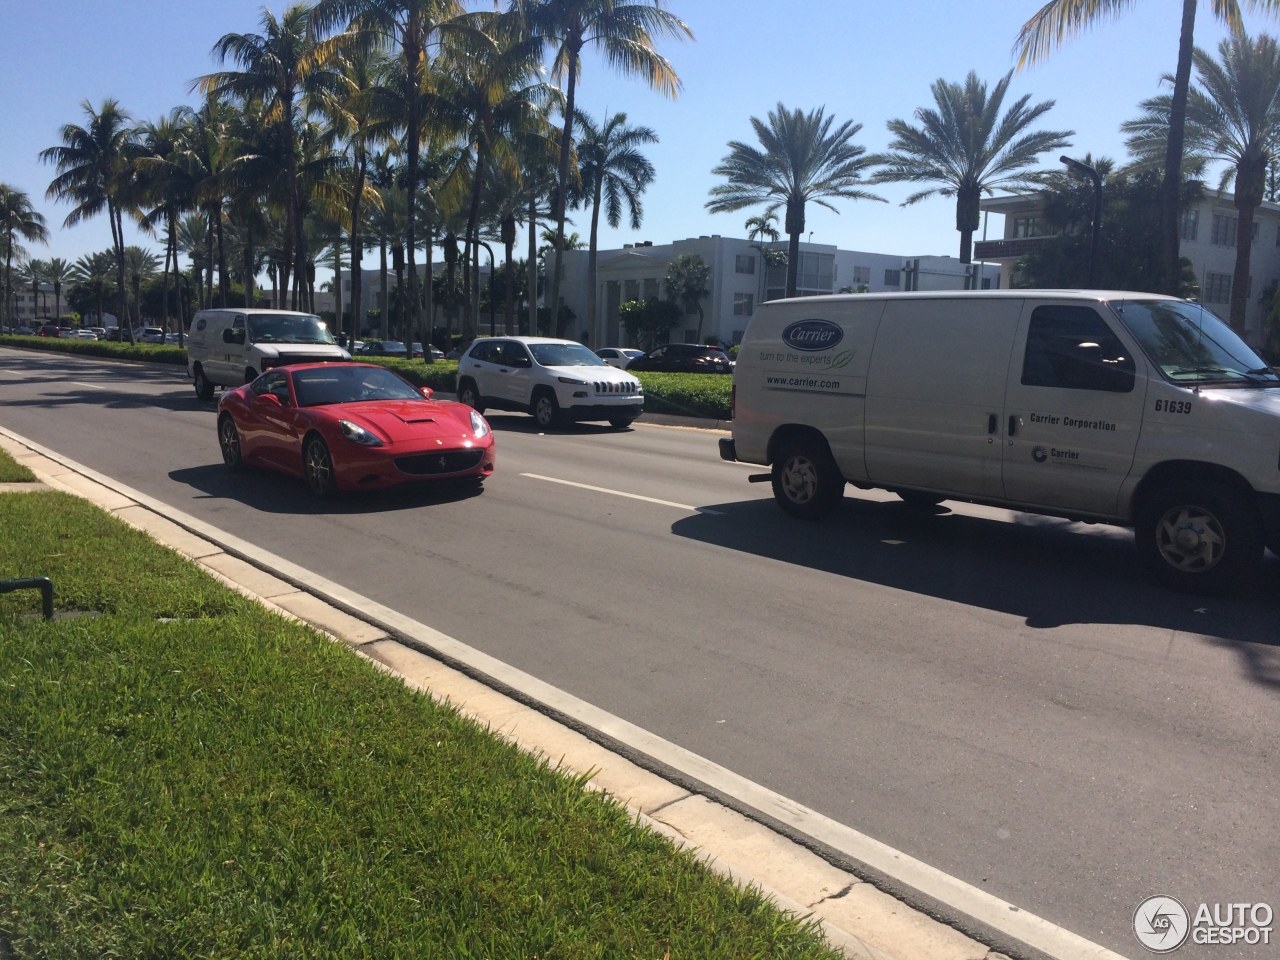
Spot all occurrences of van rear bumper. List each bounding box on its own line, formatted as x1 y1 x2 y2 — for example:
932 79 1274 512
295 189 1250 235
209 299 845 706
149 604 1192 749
719 437 737 462
1259 492 1280 552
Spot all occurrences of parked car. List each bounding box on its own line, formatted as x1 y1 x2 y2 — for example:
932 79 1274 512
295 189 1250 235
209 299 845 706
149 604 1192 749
139 326 167 344
12 324 35 336
88 327 107 339
626 343 733 374
36 323 61 338
216 361 494 499
595 346 644 369
355 339 408 356
414 342 445 361
456 336 644 429
71 329 98 340
103 327 123 341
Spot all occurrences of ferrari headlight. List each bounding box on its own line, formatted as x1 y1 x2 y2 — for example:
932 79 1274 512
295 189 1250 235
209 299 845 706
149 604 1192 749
469 409 490 439
339 419 383 446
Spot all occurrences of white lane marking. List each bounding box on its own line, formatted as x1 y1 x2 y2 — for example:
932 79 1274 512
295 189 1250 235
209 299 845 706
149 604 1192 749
520 472 725 516
70 381 105 390
0 423 1127 960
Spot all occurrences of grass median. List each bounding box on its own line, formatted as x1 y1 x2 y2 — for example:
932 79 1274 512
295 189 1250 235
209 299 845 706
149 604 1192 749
0 447 35 482
0 491 838 959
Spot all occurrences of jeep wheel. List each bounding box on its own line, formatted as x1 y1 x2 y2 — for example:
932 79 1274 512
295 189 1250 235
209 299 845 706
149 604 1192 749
771 438 844 520
531 390 561 430
457 379 484 413
194 365 215 401
1135 481 1263 594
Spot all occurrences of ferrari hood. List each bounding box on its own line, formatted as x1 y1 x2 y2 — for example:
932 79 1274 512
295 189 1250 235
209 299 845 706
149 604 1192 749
339 400 474 443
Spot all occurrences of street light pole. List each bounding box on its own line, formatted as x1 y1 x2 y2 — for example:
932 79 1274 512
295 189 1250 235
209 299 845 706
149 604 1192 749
1060 155 1102 288
477 241 496 337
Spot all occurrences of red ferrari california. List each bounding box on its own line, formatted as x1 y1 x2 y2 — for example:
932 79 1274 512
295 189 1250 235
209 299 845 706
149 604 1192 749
216 362 495 498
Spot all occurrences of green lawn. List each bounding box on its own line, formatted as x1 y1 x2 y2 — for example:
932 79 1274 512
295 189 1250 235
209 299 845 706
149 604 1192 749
0 492 838 959
0 447 35 482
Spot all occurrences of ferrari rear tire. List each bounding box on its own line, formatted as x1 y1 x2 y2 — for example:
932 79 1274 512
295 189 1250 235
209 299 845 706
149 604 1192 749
303 435 337 499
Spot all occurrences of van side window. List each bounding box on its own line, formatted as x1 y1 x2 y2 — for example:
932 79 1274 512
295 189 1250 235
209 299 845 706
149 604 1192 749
1021 305 1135 393
231 316 245 335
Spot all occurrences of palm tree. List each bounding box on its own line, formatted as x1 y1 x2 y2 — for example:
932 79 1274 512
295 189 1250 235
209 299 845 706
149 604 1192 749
516 0 692 324
41 98 139 342
707 103 882 298
1013 0 1280 296
124 246 161 326
70 251 116 327
198 5 353 315
868 70 1072 273
22 260 48 321
573 110 656 345
0 184 49 325
135 107 197 335
44 257 72 322
744 211 781 305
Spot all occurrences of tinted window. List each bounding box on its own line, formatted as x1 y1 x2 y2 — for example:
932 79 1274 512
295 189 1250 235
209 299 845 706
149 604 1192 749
1022 305 1135 393
293 366 421 406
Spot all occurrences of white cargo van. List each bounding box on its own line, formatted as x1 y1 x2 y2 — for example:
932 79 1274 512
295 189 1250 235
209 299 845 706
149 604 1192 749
721 290 1280 593
186 308 350 399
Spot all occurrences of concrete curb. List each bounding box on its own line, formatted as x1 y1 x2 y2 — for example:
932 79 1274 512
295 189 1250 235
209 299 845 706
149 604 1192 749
0 425 1126 960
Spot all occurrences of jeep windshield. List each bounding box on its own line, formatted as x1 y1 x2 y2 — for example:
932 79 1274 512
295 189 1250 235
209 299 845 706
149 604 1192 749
1108 299 1279 387
248 313 336 345
529 342 607 367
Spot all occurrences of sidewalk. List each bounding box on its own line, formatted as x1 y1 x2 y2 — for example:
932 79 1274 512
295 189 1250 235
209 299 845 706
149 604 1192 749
0 426 1125 960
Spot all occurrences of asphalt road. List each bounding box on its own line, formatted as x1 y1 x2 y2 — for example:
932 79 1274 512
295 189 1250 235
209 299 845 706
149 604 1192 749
2 346 1278 960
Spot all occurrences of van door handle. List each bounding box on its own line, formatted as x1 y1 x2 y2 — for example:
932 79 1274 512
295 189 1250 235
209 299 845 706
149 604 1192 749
988 414 997 435
1008 415 1019 437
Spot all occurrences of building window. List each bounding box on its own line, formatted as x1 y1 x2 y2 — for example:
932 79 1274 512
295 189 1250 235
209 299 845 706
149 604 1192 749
732 328 744 344
981 277 992 289
796 252 834 292
1204 271 1232 303
884 268 901 287
735 254 755 274
1181 208 1199 241
1211 213 1238 246
733 292 753 316
1013 216 1045 238
852 265 870 285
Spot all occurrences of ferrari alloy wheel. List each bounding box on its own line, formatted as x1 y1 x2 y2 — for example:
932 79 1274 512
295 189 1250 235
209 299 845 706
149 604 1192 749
218 415 243 472
304 436 336 499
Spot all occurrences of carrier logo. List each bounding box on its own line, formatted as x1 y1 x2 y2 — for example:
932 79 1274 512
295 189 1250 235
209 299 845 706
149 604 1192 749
781 319 843 352
1032 446 1048 463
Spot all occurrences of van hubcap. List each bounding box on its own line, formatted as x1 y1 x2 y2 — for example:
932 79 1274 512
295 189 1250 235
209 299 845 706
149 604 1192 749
1155 505 1225 571
780 456 817 503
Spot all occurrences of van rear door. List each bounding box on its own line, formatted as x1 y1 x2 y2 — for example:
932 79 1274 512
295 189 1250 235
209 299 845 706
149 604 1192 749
1000 300 1147 516
864 297 1021 498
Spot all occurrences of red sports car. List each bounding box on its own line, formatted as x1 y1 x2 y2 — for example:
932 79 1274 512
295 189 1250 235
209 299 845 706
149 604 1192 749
216 362 495 498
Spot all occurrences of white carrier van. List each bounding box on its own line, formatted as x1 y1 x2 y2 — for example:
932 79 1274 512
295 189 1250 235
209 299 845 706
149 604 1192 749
720 290 1280 593
186 308 350 400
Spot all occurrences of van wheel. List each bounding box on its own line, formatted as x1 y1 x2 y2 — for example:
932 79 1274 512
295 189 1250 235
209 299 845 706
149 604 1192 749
218 414 243 472
303 435 337 499
457 378 484 413
897 490 945 508
772 438 844 520
531 390 561 430
194 365 215 401
1135 481 1263 594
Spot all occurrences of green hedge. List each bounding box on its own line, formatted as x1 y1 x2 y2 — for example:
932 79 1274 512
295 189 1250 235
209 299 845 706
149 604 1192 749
632 371 733 420
0 335 187 365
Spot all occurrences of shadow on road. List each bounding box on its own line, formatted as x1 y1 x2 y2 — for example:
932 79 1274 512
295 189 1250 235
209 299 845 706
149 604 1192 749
168 463 484 515
672 494 1280 688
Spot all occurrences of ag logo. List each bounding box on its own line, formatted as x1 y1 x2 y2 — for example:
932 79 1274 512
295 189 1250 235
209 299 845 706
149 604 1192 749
1133 895 1190 953
1032 446 1048 463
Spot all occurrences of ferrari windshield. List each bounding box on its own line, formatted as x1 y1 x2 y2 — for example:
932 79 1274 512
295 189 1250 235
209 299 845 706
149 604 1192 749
292 366 422 406
530 342 607 367
248 313 335 345
1108 299 1279 386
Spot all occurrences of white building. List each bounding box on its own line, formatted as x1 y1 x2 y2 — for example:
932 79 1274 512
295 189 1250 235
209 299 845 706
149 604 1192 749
977 188 1280 345
557 236 1002 348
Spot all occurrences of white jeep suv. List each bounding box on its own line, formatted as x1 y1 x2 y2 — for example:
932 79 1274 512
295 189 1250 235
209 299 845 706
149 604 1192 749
456 337 644 429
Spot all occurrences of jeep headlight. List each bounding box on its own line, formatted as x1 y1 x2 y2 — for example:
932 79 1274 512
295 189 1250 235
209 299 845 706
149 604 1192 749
469 409 490 439
558 376 587 385
339 419 383 446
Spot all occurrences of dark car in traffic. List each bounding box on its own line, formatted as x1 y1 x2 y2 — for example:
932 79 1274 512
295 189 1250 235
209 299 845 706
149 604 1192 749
626 343 733 374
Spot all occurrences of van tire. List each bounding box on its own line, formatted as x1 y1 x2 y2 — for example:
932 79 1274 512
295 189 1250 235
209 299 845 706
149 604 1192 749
772 438 844 520
1135 481 1263 594
457 378 484 413
194 365 215 401
531 389 561 430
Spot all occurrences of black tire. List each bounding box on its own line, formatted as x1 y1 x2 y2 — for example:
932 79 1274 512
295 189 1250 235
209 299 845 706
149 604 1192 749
897 490 945 508
303 435 337 499
194 365 215 401
531 390 561 430
218 414 243 472
609 417 634 429
771 438 844 520
457 378 484 413
1134 481 1263 594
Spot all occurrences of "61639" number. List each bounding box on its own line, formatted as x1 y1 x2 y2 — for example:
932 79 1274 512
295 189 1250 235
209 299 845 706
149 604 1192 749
1154 399 1193 414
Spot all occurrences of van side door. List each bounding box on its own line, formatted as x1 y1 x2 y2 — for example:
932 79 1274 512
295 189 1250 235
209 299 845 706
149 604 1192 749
864 297 1022 498
1001 301 1148 517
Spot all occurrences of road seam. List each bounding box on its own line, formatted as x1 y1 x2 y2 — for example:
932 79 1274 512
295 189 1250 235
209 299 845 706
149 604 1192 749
0 424 1127 960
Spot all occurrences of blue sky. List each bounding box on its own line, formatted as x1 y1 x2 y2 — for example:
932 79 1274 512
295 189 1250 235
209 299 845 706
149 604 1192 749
0 0 1264 275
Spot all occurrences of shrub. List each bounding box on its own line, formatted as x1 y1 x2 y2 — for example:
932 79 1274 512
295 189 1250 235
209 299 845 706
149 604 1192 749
0 335 187 365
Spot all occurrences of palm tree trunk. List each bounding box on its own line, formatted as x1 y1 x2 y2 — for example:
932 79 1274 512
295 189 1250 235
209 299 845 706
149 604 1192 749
379 239 388 339
333 243 342 339
548 41 581 332
3 228 12 325
1161 0 1198 297
1230 154 1267 336
588 179 602 345
464 141 488 334
244 221 255 309
784 197 804 299
205 214 215 311
349 151 365 344
403 35 422 344
527 197 538 333
216 209 229 307
502 213 516 336
110 202 133 343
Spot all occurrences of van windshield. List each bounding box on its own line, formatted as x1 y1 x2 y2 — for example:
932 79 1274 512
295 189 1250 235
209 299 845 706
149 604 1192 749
248 313 335 345
1107 299 1279 386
